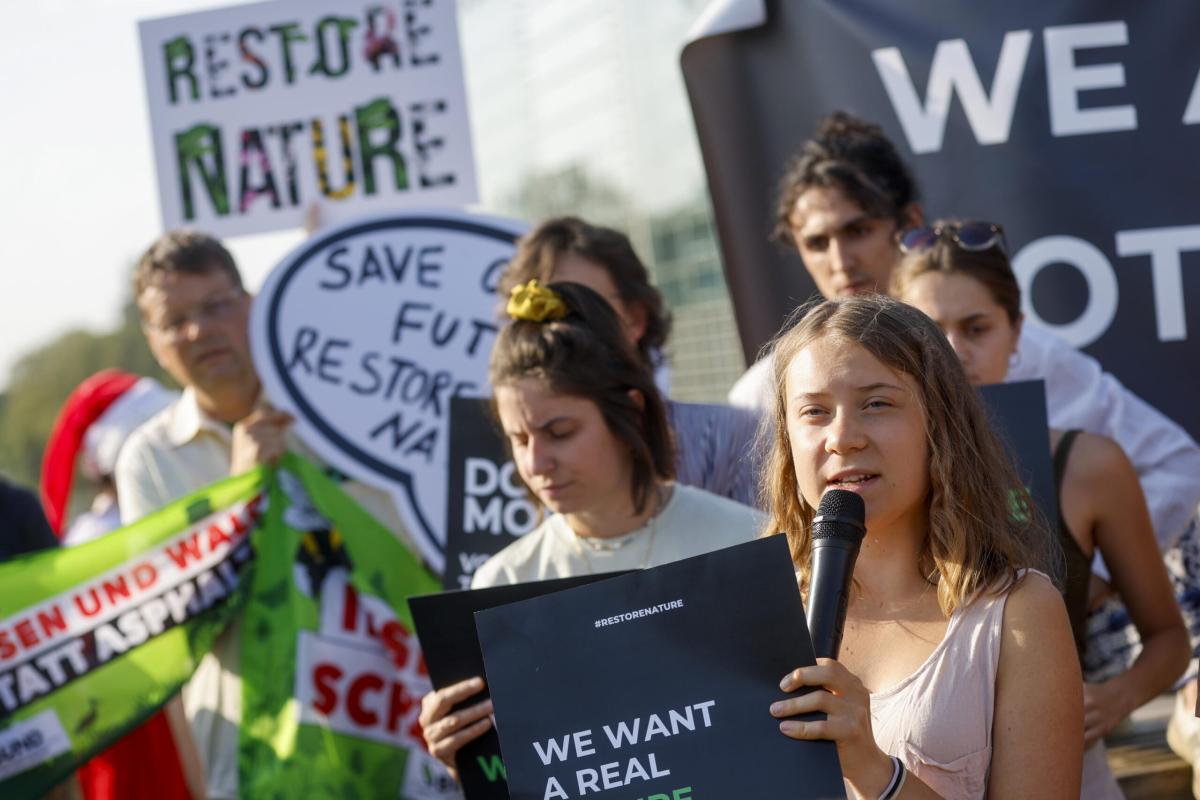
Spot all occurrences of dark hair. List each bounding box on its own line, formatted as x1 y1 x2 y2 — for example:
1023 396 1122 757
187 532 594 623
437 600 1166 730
890 220 1021 323
489 281 675 514
498 217 671 368
762 294 1057 614
134 230 243 304
774 111 919 245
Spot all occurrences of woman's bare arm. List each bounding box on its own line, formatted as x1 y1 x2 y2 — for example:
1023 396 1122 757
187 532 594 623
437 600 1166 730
1068 433 1189 744
987 572 1083 798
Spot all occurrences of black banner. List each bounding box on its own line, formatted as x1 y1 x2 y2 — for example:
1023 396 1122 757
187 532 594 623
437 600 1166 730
682 0 1200 440
444 397 540 590
475 537 844 800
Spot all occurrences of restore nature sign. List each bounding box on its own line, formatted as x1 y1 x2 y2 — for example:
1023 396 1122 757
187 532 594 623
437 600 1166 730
139 0 477 236
249 210 525 573
443 397 539 589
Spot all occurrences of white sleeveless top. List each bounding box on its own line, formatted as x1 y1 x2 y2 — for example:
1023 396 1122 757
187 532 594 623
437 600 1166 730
870 570 1051 800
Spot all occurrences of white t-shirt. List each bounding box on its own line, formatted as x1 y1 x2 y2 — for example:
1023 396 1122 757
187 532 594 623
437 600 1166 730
472 483 762 588
62 493 122 546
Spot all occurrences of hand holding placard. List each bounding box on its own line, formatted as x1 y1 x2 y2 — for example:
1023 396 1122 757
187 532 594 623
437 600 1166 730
774 660 893 799
408 574 630 798
230 406 294 472
476 537 845 799
418 676 494 779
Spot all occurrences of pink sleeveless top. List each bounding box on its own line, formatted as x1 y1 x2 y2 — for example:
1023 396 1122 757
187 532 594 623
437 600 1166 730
869 570 1050 800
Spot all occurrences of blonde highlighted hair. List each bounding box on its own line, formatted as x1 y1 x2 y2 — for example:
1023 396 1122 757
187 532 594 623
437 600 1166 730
761 295 1057 615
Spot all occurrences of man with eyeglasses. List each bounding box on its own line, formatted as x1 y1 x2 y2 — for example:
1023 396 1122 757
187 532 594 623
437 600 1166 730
730 111 1200 562
114 229 414 800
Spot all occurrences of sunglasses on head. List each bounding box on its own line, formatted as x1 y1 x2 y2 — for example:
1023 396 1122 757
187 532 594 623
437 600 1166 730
898 221 1007 256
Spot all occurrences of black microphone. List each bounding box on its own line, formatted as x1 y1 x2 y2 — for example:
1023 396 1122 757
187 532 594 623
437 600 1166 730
806 489 866 660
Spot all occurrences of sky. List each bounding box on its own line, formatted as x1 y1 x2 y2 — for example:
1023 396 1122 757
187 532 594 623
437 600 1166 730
0 0 307 390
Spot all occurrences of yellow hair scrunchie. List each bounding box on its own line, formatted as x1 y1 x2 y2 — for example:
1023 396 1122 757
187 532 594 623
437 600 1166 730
506 279 568 322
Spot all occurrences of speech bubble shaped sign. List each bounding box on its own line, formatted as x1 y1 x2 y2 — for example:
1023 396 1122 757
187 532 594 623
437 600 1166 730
251 211 525 572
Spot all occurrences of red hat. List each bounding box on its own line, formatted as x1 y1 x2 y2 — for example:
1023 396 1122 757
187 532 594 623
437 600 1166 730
39 370 173 535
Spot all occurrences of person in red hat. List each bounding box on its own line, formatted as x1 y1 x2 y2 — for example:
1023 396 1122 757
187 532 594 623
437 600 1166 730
41 369 175 544
40 370 192 800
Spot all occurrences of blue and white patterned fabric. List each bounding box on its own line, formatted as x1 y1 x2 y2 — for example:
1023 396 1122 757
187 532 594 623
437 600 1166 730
666 400 764 510
1084 517 1200 687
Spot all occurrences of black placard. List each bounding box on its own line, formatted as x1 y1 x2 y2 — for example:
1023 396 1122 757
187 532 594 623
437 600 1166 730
409 574 628 798
475 536 845 800
978 380 1058 527
444 396 541 589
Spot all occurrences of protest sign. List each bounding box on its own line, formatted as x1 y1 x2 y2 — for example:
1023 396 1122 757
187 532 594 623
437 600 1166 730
978 380 1058 527
683 0 1200 440
239 452 456 799
476 536 845 800
0 470 265 798
409 574 628 798
139 0 477 237
443 396 539 589
250 210 526 573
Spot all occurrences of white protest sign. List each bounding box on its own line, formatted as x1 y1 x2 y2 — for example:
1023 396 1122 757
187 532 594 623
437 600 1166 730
139 0 477 238
250 210 525 571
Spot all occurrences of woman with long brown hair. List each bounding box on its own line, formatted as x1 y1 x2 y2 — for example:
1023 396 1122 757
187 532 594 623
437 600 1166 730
497 216 763 508
891 221 1188 798
765 294 1082 799
418 280 760 774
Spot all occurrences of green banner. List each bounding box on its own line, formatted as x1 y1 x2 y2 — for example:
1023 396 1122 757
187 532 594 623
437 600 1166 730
238 453 458 799
0 455 455 799
0 469 266 798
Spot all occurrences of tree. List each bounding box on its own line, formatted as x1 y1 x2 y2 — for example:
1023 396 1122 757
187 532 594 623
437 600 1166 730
506 164 635 231
0 300 172 500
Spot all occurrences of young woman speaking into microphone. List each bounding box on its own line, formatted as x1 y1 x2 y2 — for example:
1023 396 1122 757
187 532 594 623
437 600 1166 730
764 294 1083 799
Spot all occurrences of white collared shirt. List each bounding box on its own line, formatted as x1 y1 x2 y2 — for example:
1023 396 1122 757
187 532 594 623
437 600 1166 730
116 387 411 539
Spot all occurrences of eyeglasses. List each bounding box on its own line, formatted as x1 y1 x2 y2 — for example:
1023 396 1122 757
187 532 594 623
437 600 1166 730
143 289 246 340
898 221 1007 256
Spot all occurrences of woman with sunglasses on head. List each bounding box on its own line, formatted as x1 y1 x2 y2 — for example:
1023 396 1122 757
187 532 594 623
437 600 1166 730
892 220 1189 798
765 293 1082 799
418 280 761 776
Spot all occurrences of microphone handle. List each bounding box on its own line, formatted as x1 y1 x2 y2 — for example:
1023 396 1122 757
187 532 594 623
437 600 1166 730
806 537 861 660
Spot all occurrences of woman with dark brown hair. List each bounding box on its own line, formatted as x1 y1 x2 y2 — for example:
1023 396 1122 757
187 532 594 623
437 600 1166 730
417 280 760 775
764 294 1083 799
498 216 763 508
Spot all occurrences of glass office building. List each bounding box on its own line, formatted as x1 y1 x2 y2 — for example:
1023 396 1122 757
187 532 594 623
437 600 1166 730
458 0 746 401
